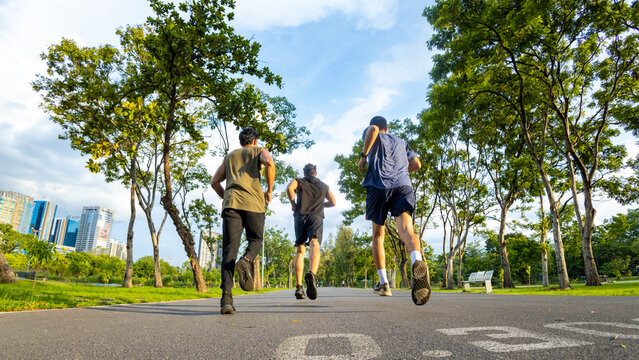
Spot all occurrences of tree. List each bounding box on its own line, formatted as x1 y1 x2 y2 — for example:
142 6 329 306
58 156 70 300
0 224 23 254
133 128 170 288
425 0 623 289
32 38 157 288
593 209 639 277
133 256 156 280
190 197 220 271
418 107 491 289
67 252 92 285
22 236 55 289
118 0 311 292
262 227 294 288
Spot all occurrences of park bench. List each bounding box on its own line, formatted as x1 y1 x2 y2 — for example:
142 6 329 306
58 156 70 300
462 270 494 293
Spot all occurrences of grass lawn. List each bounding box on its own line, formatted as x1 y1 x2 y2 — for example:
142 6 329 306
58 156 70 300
448 281 639 296
0 279 280 312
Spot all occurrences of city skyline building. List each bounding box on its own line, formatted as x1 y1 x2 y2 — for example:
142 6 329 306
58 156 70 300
50 216 80 248
108 238 127 261
197 230 221 271
17 200 35 234
29 200 57 241
75 206 114 253
0 191 35 234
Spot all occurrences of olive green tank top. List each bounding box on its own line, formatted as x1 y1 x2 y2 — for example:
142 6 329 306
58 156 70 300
222 146 265 213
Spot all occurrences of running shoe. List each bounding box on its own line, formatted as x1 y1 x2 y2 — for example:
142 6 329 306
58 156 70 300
411 260 431 305
220 293 236 314
235 256 254 291
372 282 392 296
305 272 317 300
295 285 306 299
220 304 236 314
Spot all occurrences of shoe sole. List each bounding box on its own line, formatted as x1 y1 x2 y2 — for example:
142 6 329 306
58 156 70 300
305 273 317 300
220 305 235 314
236 259 254 291
411 260 431 305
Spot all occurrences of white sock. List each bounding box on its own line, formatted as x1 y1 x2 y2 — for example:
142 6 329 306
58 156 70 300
410 250 423 265
377 269 388 285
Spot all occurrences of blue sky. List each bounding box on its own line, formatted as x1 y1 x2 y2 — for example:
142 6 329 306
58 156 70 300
0 0 438 265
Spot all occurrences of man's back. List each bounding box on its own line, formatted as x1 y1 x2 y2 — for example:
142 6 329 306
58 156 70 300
223 146 264 213
295 176 329 217
363 132 416 190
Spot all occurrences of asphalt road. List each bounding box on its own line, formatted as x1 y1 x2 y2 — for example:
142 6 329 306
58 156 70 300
1 287 638 359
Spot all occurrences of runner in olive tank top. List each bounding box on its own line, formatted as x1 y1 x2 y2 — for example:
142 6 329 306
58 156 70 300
211 127 275 315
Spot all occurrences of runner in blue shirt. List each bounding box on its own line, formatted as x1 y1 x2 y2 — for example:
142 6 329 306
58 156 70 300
357 116 431 306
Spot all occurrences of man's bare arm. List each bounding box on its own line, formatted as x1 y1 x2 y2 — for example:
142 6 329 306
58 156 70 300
325 189 337 208
358 125 380 172
260 148 275 205
286 179 298 212
210 163 226 198
408 157 421 173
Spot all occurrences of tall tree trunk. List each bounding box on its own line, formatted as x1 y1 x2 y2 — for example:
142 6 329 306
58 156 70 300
518 76 570 289
541 247 549 286
364 268 368 289
456 252 464 288
399 258 409 288
498 206 516 288
539 192 549 287
0 253 17 283
152 239 163 288
446 255 455 289
565 154 601 286
581 186 600 286
161 97 206 293
548 197 571 289
123 157 136 288
525 136 571 289
137 193 165 288
253 255 262 290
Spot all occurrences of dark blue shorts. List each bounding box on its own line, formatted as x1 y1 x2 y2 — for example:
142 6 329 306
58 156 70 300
365 185 415 226
294 214 323 246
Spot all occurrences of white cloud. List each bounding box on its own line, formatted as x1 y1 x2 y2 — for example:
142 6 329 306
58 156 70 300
232 0 398 31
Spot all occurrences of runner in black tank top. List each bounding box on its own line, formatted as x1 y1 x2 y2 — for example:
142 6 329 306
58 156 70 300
287 164 336 300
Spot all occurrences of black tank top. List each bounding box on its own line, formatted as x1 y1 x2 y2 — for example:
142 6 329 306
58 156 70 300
295 176 329 217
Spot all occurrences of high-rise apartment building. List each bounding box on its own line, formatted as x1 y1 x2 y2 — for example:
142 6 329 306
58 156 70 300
198 230 221 270
75 206 114 253
107 239 127 261
0 191 35 234
29 200 57 241
17 200 35 234
50 216 80 248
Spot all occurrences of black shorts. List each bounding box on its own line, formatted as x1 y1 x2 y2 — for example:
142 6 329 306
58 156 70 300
365 185 415 226
294 214 323 247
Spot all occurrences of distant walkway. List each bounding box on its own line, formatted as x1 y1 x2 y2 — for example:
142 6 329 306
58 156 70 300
1 288 637 359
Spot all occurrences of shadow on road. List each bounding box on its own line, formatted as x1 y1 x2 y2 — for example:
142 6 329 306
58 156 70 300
85 301 380 316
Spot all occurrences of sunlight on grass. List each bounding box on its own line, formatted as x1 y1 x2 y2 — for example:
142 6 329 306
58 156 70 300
0 280 281 312
446 281 639 296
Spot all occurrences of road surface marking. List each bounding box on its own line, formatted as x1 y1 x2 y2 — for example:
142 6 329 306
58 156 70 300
422 350 452 357
275 333 381 360
437 326 591 352
545 322 639 339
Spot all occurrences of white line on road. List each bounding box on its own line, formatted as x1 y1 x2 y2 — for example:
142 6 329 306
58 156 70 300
545 322 639 339
275 333 381 360
422 349 453 358
438 326 591 353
